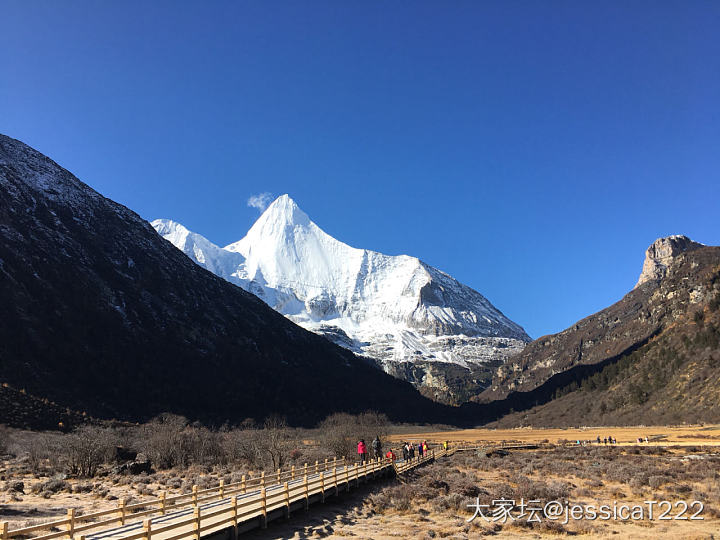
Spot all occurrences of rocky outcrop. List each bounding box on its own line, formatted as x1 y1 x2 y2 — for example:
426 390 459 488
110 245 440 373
635 235 704 288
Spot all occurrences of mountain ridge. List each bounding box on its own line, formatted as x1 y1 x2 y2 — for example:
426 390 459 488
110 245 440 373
480 235 720 410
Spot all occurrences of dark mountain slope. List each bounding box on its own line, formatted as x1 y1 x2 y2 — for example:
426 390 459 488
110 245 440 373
0 134 451 427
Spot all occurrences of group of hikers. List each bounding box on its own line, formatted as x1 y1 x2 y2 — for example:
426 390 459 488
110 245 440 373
355 436 385 463
585 435 649 445
356 437 450 463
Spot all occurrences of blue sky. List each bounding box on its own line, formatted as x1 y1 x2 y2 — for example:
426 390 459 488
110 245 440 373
2 1 719 338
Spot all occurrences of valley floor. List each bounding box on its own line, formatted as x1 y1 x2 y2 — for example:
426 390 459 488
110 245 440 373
3 425 720 540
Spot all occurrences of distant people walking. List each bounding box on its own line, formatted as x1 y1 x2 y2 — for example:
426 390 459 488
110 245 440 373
357 439 368 464
422 441 428 455
409 443 415 459
443 440 449 451
596 436 601 444
402 442 409 461
372 436 382 459
417 442 423 457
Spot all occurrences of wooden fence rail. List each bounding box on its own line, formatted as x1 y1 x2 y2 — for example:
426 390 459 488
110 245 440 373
2 449 452 540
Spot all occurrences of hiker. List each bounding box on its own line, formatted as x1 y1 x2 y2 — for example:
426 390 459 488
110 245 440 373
385 448 396 461
596 436 601 444
417 442 423 458
402 442 409 461
408 442 415 459
442 440 448 451
372 436 382 459
423 441 428 455
644 436 649 443
357 439 368 464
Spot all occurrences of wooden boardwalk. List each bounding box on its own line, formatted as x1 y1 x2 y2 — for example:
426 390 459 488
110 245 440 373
2 450 453 540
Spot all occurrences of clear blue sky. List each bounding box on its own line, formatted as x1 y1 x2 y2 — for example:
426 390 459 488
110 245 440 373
2 1 719 338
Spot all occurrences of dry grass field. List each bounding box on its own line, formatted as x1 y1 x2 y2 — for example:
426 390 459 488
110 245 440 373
389 423 720 448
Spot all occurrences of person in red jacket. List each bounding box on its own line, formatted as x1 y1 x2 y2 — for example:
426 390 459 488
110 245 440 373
357 439 368 464
385 449 396 461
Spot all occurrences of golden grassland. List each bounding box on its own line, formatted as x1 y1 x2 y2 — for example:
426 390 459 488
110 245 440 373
389 423 720 447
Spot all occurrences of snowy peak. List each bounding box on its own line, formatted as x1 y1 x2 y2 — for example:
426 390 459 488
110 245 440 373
152 218 246 280
152 194 530 402
226 194 312 251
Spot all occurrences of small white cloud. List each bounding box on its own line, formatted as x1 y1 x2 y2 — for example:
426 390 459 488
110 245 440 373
247 192 274 212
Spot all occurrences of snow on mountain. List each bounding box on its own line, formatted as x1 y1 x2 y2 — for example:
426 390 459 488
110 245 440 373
152 195 530 401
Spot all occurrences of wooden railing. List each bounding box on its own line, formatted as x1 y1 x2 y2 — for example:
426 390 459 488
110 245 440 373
2 449 453 540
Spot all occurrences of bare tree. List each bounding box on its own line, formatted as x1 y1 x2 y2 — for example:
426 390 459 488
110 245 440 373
138 413 189 469
247 415 295 470
59 425 118 477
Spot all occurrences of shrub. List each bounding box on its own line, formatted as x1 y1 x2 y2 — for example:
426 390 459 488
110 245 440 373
32 479 69 494
0 426 9 455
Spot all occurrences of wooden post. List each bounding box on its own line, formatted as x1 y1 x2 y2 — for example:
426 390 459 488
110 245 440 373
192 485 198 506
333 467 338 495
332 456 337 469
118 500 126 525
320 468 325 502
261 471 265 488
160 491 166 515
193 507 200 540
303 462 308 477
219 479 224 498
303 475 309 510
345 464 350 491
277 469 281 484
284 482 290 518
241 475 246 494
2 522 9 540
291 465 295 480
260 488 267 529
230 497 238 540
324 458 328 472
67 508 75 539
314 460 319 473
143 519 151 540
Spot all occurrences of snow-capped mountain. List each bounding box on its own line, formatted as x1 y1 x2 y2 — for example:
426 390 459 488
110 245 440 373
153 195 530 402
